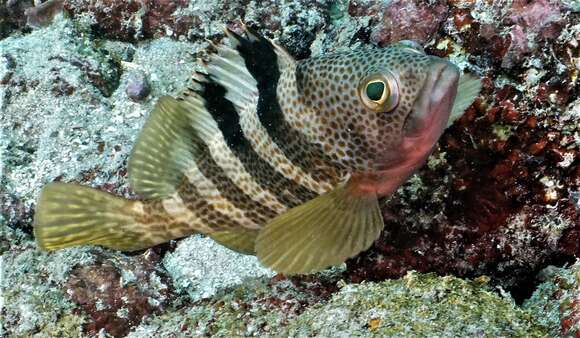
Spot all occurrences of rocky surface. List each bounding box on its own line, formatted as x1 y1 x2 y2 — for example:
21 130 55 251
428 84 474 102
524 261 580 337
0 0 578 337
285 272 548 337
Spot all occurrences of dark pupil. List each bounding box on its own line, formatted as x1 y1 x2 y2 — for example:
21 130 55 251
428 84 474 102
366 82 385 101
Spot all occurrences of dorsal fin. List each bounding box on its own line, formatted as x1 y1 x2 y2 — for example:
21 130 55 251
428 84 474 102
197 26 295 115
128 96 200 199
226 25 295 71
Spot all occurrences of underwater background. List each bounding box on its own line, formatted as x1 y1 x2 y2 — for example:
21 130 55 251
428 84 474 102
0 0 578 336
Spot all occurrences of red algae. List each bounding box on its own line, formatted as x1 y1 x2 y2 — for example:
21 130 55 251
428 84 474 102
368 0 449 46
65 250 172 337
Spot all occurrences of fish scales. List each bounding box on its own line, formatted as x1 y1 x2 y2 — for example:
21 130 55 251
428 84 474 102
189 75 316 210
225 29 343 194
33 27 481 274
190 146 278 225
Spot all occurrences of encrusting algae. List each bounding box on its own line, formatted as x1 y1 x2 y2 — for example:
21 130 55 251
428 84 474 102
33 26 481 275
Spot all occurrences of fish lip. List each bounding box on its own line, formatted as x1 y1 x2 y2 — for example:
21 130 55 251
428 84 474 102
374 60 458 173
403 60 459 140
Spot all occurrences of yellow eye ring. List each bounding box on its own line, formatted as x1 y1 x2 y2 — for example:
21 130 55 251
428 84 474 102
358 71 399 112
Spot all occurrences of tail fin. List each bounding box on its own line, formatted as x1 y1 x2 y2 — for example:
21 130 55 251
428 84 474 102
34 183 153 251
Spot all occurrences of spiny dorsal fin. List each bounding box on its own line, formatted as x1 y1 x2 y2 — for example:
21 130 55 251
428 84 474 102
225 25 295 87
128 96 199 199
194 25 295 115
255 182 384 275
228 25 295 69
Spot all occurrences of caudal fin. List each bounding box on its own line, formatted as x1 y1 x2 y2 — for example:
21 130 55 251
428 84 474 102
34 183 154 251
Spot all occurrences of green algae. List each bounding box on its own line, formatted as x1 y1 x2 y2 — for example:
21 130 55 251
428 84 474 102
284 272 549 337
128 277 331 337
128 271 552 337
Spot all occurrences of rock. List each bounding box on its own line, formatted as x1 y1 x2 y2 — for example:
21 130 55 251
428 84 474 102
524 261 580 337
285 272 549 337
128 269 341 337
162 235 273 302
129 271 551 337
62 0 330 56
63 0 194 41
24 0 65 28
0 0 34 38
0 226 94 337
126 72 151 102
502 0 567 68
65 249 172 337
368 0 449 47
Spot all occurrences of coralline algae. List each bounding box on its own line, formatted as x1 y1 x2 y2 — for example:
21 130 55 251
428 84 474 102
0 0 578 337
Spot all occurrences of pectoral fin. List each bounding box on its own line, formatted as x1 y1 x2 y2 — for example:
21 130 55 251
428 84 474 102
447 73 482 127
255 183 384 275
209 229 258 255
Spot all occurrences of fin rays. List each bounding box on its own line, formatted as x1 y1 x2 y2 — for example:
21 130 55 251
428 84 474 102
34 183 167 251
448 73 482 127
256 182 384 274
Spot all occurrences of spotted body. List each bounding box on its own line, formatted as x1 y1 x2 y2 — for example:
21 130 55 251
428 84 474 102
34 27 481 274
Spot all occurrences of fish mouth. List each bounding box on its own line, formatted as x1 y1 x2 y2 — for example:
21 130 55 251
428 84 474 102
403 58 459 142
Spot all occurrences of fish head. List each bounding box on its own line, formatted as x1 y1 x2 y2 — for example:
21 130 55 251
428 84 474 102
296 43 460 174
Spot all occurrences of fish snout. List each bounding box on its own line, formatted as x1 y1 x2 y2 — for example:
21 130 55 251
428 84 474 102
404 58 460 138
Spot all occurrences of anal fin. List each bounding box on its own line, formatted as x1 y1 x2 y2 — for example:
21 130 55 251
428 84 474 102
255 182 384 275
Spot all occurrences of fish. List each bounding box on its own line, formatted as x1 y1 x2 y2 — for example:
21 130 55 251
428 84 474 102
33 26 481 275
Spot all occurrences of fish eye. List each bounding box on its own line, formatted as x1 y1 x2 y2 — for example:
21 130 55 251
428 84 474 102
365 81 386 102
358 72 399 112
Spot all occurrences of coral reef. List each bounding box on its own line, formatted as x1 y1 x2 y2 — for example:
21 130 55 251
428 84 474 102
128 269 341 337
1 0 578 336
